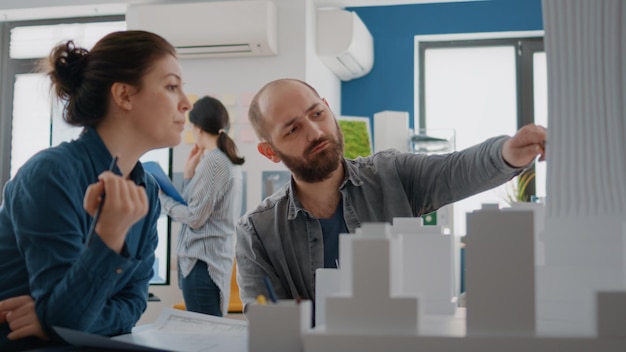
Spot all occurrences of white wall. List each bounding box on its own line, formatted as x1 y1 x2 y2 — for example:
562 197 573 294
172 0 339 226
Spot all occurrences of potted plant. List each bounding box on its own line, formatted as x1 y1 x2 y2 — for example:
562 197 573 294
503 169 536 205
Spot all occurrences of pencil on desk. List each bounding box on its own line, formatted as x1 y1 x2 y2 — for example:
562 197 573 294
263 276 278 303
85 156 118 247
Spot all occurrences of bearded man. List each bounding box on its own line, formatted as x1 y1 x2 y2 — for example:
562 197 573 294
235 78 546 306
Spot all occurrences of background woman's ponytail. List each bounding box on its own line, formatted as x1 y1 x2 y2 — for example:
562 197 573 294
189 96 245 165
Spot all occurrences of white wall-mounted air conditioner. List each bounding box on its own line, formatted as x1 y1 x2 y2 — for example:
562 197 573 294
317 8 374 81
126 1 277 59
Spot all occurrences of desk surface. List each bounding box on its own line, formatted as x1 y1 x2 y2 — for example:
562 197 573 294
27 347 126 352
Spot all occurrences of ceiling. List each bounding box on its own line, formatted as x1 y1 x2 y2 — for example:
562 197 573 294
316 0 471 7
0 0 473 22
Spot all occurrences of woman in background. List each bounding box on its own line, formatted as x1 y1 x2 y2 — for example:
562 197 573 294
0 30 191 350
160 96 244 317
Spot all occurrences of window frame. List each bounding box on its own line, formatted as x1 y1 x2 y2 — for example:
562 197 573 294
0 15 124 195
416 35 544 199
0 14 172 286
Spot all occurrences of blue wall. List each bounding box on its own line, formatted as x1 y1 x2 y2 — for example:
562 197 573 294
343 0 544 130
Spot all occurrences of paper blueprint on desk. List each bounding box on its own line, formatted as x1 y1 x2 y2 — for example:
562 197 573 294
113 308 248 352
143 161 187 205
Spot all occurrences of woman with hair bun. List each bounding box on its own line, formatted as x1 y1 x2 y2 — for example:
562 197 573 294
0 30 191 350
160 96 244 317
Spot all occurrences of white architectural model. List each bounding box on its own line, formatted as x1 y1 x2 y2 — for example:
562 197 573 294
465 204 535 337
537 0 626 336
247 300 312 352
392 218 457 315
302 205 625 351
325 223 419 335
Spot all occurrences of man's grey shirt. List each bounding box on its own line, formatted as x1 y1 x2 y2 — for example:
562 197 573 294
236 136 522 305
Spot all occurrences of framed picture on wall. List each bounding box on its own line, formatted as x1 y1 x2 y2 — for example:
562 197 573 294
261 170 291 200
337 116 373 159
240 171 247 217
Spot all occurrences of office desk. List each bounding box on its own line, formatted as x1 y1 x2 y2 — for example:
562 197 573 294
26 347 140 352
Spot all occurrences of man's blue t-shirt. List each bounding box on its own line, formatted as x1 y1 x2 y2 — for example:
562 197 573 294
318 199 348 268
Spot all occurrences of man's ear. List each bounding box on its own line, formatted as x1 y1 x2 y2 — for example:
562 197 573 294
257 142 281 163
110 82 133 111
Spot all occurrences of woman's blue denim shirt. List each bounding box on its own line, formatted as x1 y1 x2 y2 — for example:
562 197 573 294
0 128 160 345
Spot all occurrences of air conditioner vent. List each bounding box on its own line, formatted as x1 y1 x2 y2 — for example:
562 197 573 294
317 9 374 81
126 1 277 59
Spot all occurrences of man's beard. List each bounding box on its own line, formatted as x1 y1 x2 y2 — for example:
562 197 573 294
274 130 344 183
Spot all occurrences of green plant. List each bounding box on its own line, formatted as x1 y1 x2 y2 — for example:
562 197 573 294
337 120 372 159
503 169 535 205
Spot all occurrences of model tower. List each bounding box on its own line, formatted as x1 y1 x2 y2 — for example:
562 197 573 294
538 0 626 335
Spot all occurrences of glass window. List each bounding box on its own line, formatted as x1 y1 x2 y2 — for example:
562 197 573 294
533 52 548 199
10 20 127 175
10 21 126 59
5 19 170 285
423 45 518 236
10 73 54 177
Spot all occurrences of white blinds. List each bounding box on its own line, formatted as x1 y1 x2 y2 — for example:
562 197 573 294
10 21 126 59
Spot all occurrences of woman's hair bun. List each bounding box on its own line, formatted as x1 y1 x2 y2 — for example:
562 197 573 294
48 40 89 98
